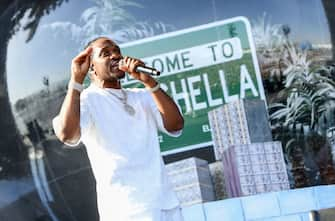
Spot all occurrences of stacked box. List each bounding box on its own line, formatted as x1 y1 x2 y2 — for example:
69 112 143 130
222 141 290 197
165 157 215 206
208 161 228 200
208 99 272 160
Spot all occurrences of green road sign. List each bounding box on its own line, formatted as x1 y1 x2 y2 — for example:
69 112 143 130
120 16 265 155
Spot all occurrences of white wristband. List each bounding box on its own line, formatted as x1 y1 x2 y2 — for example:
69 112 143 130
147 82 160 93
68 81 84 92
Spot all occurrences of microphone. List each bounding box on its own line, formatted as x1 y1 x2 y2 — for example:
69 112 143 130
135 66 160 76
119 58 160 76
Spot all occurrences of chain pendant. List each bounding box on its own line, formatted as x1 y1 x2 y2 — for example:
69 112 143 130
106 89 135 116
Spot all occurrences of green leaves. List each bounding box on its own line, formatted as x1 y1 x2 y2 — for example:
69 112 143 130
270 43 335 134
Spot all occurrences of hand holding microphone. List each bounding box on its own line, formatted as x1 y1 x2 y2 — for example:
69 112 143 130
118 56 160 76
118 56 160 88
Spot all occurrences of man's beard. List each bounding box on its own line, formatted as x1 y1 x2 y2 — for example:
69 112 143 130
109 63 125 80
109 70 125 81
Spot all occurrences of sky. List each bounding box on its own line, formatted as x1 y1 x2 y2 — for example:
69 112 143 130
6 0 330 103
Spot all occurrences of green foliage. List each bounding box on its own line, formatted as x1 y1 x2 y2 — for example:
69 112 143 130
270 43 335 134
1 0 68 41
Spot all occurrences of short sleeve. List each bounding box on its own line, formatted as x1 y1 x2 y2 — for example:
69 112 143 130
142 90 182 137
52 92 93 147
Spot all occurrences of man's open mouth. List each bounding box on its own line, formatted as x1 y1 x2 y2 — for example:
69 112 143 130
109 59 122 72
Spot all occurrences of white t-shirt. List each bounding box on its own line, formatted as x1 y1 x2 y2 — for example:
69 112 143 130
73 84 181 220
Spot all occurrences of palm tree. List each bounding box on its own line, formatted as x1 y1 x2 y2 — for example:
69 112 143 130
251 13 284 55
0 0 67 178
44 0 174 48
271 44 335 132
270 42 335 186
251 14 287 101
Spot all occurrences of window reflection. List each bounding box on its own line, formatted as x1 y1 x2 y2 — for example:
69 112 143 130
1 0 335 220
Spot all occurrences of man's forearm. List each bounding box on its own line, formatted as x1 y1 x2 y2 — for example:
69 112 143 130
54 88 81 143
53 45 92 143
144 80 184 132
123 57 184 132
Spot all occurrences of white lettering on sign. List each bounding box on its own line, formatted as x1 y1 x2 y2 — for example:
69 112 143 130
219 70 239 103
203 73 223 107
187 75 207 111
160 65 258 114
202 124 211 133
240 64 259 98
170 79 192 113
122 37 243 83
158 135 163 143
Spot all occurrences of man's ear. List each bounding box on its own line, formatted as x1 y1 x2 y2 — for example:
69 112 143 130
89 64 95 74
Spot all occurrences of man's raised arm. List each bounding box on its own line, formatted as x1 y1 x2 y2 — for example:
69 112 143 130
53 47 92 144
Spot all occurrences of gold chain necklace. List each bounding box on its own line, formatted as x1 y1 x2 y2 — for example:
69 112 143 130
107 89 136 116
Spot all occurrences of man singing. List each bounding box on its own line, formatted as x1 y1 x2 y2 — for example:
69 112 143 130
52 36 184 221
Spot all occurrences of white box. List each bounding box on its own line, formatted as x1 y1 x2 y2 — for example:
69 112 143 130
222 142 290 197
208 99 272 160
168 166 212 188
166 157 216 206
174 183 215 206
165 157 208 173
